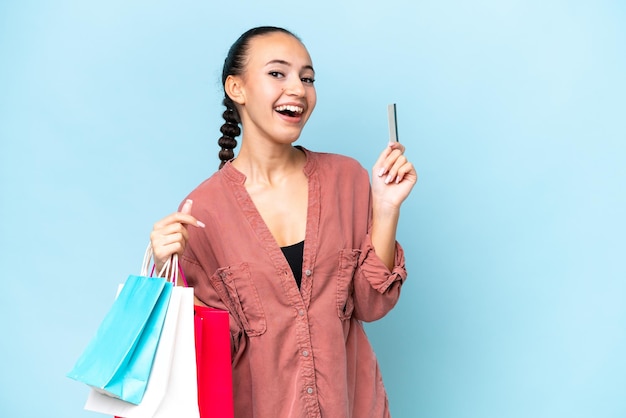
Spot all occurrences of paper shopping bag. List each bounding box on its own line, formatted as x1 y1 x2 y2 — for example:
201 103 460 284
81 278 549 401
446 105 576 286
195 305 234 418
86 286 200 418
67 274 173 404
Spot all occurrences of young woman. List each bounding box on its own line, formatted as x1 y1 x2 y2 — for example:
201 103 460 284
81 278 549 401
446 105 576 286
150 26 417 417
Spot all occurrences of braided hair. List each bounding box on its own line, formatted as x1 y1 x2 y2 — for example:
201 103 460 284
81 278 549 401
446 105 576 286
217 26 300 169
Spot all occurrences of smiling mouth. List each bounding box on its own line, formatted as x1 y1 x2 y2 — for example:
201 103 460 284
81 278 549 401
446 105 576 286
275 105 304 117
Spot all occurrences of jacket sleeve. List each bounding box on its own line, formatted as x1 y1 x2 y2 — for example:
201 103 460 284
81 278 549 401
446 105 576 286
180 245 245 361
351 234 407 322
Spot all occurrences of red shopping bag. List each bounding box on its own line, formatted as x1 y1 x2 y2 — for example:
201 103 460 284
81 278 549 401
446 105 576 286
194 305 234 418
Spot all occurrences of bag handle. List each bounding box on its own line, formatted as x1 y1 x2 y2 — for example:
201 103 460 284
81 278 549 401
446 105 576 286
140 243 154 277
142 243 189 287
162 254 179 285
164 254 190 287
141 243 171 278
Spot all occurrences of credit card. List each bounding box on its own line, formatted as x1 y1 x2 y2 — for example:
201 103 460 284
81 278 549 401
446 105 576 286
387 103 398 142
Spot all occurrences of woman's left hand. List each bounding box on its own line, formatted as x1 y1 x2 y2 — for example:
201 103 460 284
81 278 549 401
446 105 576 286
371 142 417 209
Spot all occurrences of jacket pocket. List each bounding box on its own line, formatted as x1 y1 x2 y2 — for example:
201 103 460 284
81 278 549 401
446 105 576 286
337 249 360 320
209 263 267 337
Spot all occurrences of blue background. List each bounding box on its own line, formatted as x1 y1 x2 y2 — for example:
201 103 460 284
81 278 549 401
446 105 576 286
1 1 625 417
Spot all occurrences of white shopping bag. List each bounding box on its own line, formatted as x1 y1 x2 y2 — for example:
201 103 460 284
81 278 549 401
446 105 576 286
85 256 200 418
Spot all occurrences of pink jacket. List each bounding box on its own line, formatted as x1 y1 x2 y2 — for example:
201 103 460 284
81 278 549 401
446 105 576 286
181 147 407 418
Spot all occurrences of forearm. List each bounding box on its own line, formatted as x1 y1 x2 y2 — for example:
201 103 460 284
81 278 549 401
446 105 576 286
370 202 400 271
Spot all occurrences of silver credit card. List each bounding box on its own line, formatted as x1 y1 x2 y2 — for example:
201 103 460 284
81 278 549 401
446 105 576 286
387 103 398 142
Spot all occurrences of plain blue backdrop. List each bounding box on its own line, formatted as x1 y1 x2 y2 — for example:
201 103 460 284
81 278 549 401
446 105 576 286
1 1 625 417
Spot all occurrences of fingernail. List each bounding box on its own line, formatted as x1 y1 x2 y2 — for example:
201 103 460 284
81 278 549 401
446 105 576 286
388 142 395 147
197 220 206 228
378 167 386 177
395 176 401 184
385 175 392 184
184 199 193 207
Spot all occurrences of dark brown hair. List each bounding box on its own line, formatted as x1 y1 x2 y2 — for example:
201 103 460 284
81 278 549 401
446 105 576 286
217 26 301 168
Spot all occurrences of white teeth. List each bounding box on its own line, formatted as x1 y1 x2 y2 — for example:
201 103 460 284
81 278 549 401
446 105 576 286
275 105 303 114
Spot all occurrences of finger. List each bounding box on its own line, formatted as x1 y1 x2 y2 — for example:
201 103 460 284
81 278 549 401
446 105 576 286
181 199 193 215
378 148 405 178
376 141 408 177
150 226 190 265
374 145 395 177
153 212 205 230
151 233 185 255
152 242 186 268
383 155 408 184
391 161 417 184
388 141 405 153
151 223 190 244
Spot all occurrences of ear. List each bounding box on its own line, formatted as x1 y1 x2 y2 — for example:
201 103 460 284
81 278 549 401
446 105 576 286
225 75 245 105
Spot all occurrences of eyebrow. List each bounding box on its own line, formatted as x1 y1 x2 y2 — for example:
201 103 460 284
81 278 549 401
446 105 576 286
266 59 315 73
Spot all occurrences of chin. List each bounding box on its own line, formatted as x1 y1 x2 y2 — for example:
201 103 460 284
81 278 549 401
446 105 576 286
276 129 304 144
282 136 301 145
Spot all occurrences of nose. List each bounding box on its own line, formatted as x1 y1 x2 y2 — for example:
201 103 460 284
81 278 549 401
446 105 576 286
284 75 305 97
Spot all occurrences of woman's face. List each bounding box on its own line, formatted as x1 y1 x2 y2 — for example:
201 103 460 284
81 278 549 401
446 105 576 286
229 32 317 145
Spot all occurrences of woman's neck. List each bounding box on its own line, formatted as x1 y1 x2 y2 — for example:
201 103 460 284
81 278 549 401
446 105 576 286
233 143 305 187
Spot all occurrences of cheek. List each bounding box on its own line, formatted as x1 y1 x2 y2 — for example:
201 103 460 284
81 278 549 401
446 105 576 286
248 83 277 105
308 89 317 110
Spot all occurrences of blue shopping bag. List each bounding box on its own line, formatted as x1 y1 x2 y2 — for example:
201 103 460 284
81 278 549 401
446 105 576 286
67 273 173 405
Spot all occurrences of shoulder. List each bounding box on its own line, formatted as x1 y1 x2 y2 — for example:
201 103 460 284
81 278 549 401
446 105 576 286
187 171 220 196
303 148 368 177
177 169 225 211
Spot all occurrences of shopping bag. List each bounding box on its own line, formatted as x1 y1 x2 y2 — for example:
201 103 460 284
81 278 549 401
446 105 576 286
67 245 173 405
195 304 234 418
85 275 200 417
85 252 234 417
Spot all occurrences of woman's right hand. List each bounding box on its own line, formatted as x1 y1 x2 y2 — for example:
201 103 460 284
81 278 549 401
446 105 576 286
150 199 205 273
